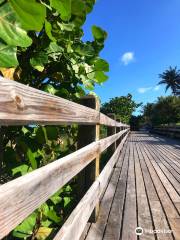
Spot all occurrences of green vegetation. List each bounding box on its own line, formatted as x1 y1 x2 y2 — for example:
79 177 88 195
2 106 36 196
158 66 180 96
101 94 141 124
142 95 180 126
0 0 109 239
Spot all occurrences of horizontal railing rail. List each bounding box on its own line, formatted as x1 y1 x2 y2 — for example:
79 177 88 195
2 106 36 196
150 126 180 139
0 77 128 127
0 77 130 240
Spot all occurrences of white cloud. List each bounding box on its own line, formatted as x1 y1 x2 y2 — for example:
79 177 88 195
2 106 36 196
137 87 152 93
121 52 134 65
154 85 160 91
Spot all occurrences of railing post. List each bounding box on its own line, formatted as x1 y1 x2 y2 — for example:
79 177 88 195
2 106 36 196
107 114 116 156
116 117 122 147
77 95 100 222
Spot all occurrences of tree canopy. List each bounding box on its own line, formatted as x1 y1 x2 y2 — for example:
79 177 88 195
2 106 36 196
158 66 180 96
143 95 180 126
101 94 141 123
0 1 109 239
0 0 109 99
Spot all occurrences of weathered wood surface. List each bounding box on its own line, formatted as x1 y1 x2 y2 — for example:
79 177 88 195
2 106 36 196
82 132 180 240
0 77 128 127
77 96 100 221
0 128 128 239
53 133 129 240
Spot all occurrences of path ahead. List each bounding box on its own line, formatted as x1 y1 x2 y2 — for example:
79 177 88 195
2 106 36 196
82 132 180 240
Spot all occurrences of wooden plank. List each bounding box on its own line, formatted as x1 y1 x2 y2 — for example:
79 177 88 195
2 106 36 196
77 95 100 222
145 150 180 203
53 134 128 240
120 136 137 240
141 137 180 201
80 223 91 240
148 143 180 183
99 113 128 127
139 139 180 240
151 143 180 168
146 143 180 195
85 137 129 240
0 77 99 125
135 134 173 240
133 139 154 240
103 140 130 240
85 168 120 240
0 77 129 128
0 131 126 239
99 129 128 153
107 113 116 156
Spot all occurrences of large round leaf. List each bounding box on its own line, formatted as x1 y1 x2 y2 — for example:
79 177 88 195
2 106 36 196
92 25 107 41
0 43 18 67
50 0 71 21
94 58 109 72
0 3 32 47
10 0 46 31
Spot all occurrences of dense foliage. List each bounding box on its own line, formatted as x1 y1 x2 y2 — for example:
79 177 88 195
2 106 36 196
0 0 109 96
129 115 143 131
143 96 180 126
0 0 109 239
101 94 141 123
158 66 180 96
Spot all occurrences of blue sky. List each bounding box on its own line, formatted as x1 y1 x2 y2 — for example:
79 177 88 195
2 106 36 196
83 0 180 114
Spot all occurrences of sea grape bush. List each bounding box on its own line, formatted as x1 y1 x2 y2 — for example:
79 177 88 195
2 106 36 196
0 0 109 239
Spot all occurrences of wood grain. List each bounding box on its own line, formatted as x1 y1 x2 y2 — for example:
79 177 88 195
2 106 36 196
0 77 129 128
0 129 128 239
53 134 128 240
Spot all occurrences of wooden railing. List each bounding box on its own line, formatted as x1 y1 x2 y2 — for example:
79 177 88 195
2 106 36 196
150 126 180 139
0 77 130 240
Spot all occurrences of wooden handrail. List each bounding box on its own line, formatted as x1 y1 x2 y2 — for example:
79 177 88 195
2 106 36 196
54 133 129 240
0 129 128 238
0 77 130 239
0 77 128 127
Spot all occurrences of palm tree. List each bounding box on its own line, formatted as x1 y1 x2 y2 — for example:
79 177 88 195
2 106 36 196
158 66 180 95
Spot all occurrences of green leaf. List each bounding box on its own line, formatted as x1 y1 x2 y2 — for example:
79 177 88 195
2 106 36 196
12 231 31 238
94 71 108 83
94 59 109 72
64 197 71 207
45 207 61 223
50 0 71 21
34 65 44 72
30 52 48 68
58 22 75 31
0 43 18 67
10 0 46 31
41 220 52 227
85 0 95 13
45 126 58 140
27 149 37 169
92 25 107 41
36 127 46 144
71 0 86 16
13 212 37 238
50 191 62 204
74 44 95 57
47 42 63 60
45 20 56 42
43 84 57 95
12 164 32 176
0 3 32 47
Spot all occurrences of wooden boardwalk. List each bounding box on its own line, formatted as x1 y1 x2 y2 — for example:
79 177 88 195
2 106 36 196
81 132 180 240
